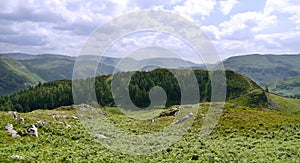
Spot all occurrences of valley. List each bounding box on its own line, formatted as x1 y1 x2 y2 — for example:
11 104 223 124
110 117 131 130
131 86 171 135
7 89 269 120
0 53 300 162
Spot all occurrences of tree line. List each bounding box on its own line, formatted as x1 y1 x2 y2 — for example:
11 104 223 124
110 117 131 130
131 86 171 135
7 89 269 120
0 69 259 112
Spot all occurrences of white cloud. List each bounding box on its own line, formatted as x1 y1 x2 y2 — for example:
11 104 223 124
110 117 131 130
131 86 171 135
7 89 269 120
264 0 300 30
173 0 216 20
264 0 300 15
0 0 299 58
219 0 238 15
201 11 278 42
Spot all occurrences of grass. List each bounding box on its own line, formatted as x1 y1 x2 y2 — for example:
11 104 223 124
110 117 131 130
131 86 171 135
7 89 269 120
269 75 300 98
0 102 299 162
267 93 300 114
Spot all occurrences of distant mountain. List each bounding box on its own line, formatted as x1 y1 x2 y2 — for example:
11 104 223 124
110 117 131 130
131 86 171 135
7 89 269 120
0 69 266 112
222 54 300 97
3 53 75 61
268 75 300 98
0 55 44 96
1 53 202 96
20 58 75 81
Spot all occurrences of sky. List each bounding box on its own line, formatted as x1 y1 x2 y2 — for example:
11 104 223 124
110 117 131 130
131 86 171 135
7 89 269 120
0 0 300 60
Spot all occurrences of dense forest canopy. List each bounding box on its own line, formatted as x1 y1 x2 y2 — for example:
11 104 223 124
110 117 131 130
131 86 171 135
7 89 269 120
0 69 262 112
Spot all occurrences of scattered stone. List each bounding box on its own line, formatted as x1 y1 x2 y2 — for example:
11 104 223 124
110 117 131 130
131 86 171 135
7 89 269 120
52 114 60 119
18 117 24 124
198 113 205 120
78 104 95 111
169 108 179 116
4 123 19 137
93 133 109 139
98 111 107 116
26 124 38 137
88 116 93 119
66 123 71 128
5 123 13 130
52 114 67 119
10 155 24 159
158 108 179 117
72 115 79 120
12 111 18 119
37 120 48 126
173 112 193 124
158 112 167 117
179 105 192 109
151 119 156 123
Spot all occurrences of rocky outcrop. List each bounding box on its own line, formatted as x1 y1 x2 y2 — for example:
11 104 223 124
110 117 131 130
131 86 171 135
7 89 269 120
4 123 19 137
26 124 38 137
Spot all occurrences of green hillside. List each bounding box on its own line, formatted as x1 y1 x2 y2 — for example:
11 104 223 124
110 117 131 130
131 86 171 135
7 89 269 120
1 53 202 95
0 55 44 96
0 66 299 162
223 54 300 97
267 93 300 114
0 69 266 112
268 75 300 98
0 101 299 162
21 58 75 81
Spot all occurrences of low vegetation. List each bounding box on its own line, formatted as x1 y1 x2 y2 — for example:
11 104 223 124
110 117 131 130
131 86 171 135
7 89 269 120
0 102 299 162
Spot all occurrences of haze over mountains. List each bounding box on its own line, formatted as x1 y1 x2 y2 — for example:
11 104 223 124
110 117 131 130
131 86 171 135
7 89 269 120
0 53 202 96
222 54 300 97
1 52 300 97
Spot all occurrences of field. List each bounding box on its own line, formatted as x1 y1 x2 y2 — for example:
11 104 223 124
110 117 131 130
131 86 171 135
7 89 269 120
0 99 299 162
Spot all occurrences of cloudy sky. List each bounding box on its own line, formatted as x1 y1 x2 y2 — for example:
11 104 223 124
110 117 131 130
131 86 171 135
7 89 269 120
0 0 300 60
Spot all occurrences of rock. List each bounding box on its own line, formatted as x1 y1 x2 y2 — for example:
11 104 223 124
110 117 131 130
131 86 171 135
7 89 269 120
18 117 24 124
93 133 109 139
66 123 71 128
169 108 179 116
10 155 23 159
173 112 193 124
52 114 66 119
151 119 156 123
78 104 95 111
97 111 107 116
12 111 18 119
72 116 79 120
179 105 192 109
88 116 93 119
4 123 13 130
158 108 179 117
158 112 167 117
37 120 48 126
4 123 19 137
52 114 60 119
198 113 205 120
26 124 38 137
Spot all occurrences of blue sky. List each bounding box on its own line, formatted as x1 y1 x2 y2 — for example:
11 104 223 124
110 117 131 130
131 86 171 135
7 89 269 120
0 0 300 60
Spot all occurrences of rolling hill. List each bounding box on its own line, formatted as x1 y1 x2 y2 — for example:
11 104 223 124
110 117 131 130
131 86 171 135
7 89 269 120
0 53 202 96
0 69 266 112
223 54 300 97
0 55 44 96
0 88 299 162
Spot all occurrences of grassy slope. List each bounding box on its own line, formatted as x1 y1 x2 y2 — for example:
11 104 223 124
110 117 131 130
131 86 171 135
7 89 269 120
223 54 300 97
267 93 300 114
21 59 75 81
0 56 44 96
224 54 300 83
269 75 300 97
0 101 299 162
